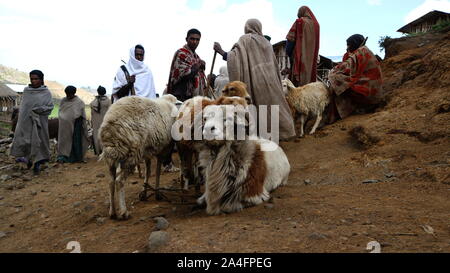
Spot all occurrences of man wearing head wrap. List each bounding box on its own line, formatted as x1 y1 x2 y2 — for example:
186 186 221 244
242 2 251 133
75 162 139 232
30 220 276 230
90 86 111 156
214 19 296 141
166 28 207 102
214 66 229 97
112 44 157 102
328 34 383 123
11 70 54 175
57 86 89 163
285 6 320 87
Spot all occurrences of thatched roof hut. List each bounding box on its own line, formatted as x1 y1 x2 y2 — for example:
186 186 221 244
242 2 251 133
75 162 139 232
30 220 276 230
0 83 19 113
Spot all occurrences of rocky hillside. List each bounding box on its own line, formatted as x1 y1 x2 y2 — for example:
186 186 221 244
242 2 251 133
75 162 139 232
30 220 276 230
0 64 95 104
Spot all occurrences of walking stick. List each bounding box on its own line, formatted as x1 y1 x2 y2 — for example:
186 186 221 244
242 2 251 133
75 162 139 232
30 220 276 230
121 60 136 96
206 51 218 99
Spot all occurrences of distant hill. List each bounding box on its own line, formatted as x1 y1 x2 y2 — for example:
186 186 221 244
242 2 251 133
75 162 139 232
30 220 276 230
0 64 95 104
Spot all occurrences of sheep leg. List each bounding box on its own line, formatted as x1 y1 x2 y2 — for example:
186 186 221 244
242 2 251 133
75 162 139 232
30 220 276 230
155 158 163 201
108 165 117 219
139 158 151 201
181 149 192 191
310 112 323 135
137 164 143 179
116 165 130 220
299 114 306 138
177 143 192 191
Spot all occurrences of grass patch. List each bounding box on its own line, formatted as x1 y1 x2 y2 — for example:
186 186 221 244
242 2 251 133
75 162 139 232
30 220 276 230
49 103 91 120
0 121 11 130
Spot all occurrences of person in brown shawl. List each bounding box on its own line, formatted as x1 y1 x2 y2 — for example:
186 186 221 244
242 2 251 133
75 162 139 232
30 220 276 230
89 86 111 156
166 28 207 102
285 6 320 87
214 19 296 141
11 70 54 175
328 34 383 123
57 86 89 163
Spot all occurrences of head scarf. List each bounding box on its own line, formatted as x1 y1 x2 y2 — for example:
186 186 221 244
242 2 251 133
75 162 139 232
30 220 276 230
29 70 44 87
97 85 107 96
127 47 148 76
64 85 77 95
111 46 156 99
219 66 228 78
347 34 367 52
298 6 319 22
244 19 263 35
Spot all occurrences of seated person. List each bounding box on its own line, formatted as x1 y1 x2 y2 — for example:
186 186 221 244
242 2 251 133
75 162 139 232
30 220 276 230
328 34 383 123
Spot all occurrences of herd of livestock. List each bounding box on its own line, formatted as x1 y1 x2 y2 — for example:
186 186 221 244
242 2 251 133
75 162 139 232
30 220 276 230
98 78 331 219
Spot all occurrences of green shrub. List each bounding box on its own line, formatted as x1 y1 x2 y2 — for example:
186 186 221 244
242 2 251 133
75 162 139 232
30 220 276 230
432 20 450 32
378 36 392 52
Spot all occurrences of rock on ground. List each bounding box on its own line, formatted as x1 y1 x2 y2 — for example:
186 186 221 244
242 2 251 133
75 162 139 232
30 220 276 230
148 231 170 252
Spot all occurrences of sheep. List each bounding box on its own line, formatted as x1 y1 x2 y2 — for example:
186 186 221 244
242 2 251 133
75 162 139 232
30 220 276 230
99 94 179 220
196 104 290 215
282 79 330 137
221 81 252 105
175 95 249 192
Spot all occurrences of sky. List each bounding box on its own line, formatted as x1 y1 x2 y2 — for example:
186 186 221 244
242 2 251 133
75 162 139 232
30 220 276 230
0 0 449 95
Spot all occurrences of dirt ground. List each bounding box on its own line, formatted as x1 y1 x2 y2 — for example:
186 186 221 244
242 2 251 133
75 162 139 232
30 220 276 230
0 31 449 253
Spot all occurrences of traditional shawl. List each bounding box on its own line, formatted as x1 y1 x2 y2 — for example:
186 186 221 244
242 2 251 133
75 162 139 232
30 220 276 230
214 66 229 97
329 46 383 97
90 95 111 155
57 96 89 159
286 6 320 86
112 47 156 99
10 86 54 164
227 19 296 140
167 44 207 100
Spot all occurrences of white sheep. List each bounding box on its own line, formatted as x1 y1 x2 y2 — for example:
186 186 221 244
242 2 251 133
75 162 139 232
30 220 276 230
196 104 290 215
99 95 179 220
282 79 330 137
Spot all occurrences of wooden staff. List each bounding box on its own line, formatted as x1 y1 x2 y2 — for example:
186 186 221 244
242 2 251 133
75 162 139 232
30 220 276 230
122 60 136 96
206 51 218 99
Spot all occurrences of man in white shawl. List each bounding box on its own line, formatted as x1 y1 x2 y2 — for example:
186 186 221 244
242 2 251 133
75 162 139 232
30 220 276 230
57 86 89 163
214 19 296 141
214 66 229 97
112 44 156 102
11 70 54 175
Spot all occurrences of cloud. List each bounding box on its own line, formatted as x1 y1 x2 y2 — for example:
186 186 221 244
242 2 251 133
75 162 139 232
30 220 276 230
0 0 287 95
404 0 450 23
367 0 382 6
